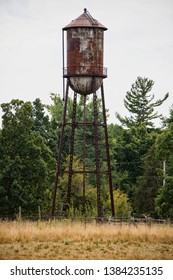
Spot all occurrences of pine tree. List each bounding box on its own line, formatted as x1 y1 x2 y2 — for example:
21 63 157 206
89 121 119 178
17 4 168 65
116 77 169 128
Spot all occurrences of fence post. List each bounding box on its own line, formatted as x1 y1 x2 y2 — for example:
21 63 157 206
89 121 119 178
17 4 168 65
166 218 170 226
19 206 22 221
128 211 131 227
38 206 41 221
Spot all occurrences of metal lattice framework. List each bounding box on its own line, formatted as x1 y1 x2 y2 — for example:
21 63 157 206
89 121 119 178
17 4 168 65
51 80 115 219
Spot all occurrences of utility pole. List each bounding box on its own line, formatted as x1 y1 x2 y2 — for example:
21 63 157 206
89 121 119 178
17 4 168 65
163 160 166 186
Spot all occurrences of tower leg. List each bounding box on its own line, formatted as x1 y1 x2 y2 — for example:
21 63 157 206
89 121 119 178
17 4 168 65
66 92 77 208
82 95 87 215
51 82 69 217
93 91 102 219
101 84 115 217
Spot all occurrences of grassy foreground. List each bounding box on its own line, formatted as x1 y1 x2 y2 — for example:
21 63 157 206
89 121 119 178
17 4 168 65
0 221 173 260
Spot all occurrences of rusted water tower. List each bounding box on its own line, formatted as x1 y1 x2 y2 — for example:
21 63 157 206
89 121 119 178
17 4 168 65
52 9 115 218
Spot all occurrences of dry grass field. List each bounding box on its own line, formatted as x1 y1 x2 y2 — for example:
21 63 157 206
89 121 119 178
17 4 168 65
0 220 173 260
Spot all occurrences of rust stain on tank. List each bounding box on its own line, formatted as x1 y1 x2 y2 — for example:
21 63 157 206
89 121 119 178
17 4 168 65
67 28 104 76
63 9 107 95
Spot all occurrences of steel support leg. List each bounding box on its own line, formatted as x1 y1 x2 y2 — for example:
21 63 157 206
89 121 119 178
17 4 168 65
66 92 77 207
51 82 69 217
101 84 115 217
93 91 102 219
82 95 87 215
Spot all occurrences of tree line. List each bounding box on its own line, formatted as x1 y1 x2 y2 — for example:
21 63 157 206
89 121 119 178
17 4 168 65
0 77 172 219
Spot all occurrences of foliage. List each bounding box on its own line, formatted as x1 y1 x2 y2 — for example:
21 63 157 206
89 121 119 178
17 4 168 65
135 144 163 216
155 177 173 218
114 77 169 213
104 189 132 217
0 99 55 218
0 76 172 219
116 76 169 128
154 122 173 218
56 156 97 216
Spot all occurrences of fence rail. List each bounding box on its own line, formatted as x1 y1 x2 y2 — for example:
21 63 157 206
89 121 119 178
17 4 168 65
0 212 172 227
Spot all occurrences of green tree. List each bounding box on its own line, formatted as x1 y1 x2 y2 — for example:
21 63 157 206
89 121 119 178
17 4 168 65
32 98 49 137
104 189 132 217
116 76 169 128
0 99 55 218
162 105 173 127
154 119 173 218
56 156 97 216
114 77 168 212
155 177 173 218
47 93 74 162
135 144 163 216
112 125 156 200
32 97 59 159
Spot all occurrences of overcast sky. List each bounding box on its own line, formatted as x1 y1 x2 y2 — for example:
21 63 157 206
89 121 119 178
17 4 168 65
0 0 173 126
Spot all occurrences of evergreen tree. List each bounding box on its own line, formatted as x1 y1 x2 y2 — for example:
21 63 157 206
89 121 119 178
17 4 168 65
114 77 169 212
135 144 163 216
155 177 173 218
154 118 173 218
162 105 173 127
116 76 169 128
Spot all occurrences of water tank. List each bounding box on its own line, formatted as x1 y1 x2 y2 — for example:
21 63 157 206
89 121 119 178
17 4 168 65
63 9 107 95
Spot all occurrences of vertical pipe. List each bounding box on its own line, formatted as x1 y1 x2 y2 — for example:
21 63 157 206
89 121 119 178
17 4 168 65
163 160 166 186
62 29 65 101
101 84 115 217
82 95 87 215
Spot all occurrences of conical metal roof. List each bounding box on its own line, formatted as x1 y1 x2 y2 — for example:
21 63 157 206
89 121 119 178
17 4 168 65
63 8 107 30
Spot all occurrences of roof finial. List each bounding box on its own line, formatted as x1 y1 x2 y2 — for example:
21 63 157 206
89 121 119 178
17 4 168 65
84 8 87 13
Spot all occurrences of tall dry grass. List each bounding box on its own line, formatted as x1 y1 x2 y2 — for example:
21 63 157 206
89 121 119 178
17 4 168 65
0 220 172 244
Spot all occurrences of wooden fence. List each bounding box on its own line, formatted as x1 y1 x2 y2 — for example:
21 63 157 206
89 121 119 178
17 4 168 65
0 206 172 227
